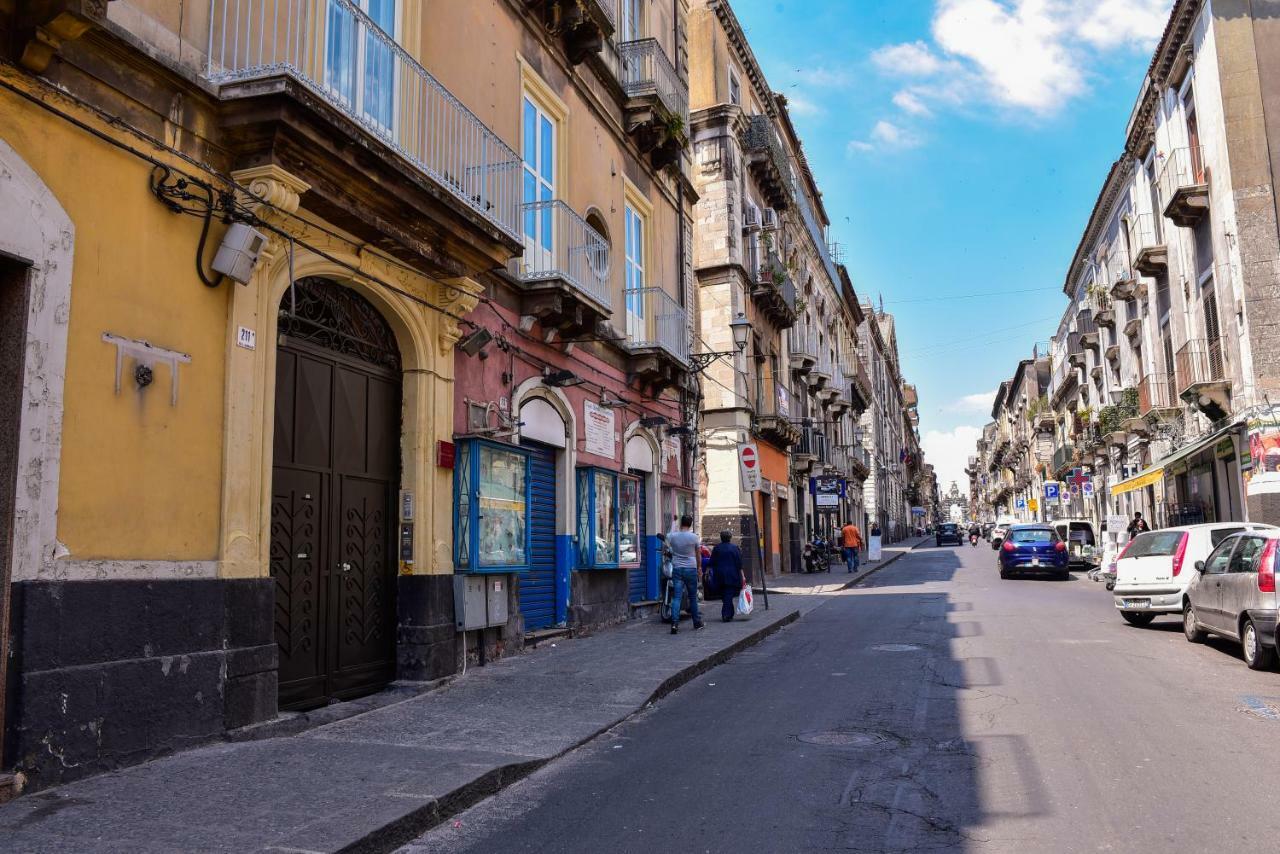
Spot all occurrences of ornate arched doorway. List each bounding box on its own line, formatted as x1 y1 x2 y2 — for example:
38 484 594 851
270 277 401 709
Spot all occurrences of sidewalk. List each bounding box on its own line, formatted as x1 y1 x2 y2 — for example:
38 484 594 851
0 594 831 854
766 535 931 595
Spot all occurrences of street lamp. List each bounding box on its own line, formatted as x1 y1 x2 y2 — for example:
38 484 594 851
689 312 752 373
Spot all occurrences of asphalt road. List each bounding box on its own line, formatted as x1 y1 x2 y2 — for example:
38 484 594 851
401 542 1280 854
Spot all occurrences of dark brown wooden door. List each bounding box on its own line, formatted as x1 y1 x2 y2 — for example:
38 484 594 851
271 279 401 710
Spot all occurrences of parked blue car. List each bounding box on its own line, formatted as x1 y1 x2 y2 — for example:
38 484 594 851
999 524 1070 580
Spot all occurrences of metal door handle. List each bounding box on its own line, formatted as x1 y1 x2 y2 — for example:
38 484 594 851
340 562 352 573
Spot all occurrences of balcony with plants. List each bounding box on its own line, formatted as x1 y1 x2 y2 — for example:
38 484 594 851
206 0 522 271
1098 389 1139 446
618 37 689 169
1158 146 1209 227
1089 284 1115 327
743 114 793 210
748 236 798 329
751 380 802 448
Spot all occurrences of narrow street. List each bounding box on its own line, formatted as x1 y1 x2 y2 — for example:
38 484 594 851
404 544 1280 854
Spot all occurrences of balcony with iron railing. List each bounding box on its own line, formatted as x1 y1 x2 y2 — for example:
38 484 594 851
618 38 688 169
512 200 612 318
743 114 793 210
1122 299 1144 340
749 247 798 329
1051 443 1076 477
808 341 835 392
1127 212 1167 276
846 350 873 413
207 0 522 246
752 382 802 448
536 0 617 65
1077 310 1099 349
1138 373 1180 418
1105 239 1138 300
1089 287 1115 327
1175 337 1229 399
626 287 689 388
1158 146 1209 227
789 323 818 373
1067 330 1087 369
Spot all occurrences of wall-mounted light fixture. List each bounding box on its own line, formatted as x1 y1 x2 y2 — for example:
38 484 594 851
689 312 752 373
543 368 585 388
456 328 493 358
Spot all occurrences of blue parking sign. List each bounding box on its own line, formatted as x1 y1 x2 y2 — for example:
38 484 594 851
1044 482 1060 502
1015 497 1026 510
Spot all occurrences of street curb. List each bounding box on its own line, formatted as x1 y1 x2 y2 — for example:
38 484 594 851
337 608 803 853
838 538 930 590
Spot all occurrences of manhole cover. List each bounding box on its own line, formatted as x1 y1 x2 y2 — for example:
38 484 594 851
797 730 896 748
872 643 922 652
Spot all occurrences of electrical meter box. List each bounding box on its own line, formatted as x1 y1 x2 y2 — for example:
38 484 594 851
453 575 509 631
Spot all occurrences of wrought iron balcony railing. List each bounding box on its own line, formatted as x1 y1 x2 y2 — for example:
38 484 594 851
1158 146 1207 201
625 287 689 365
1175 338 1227 394
1138 374 1178 416
513 200 612 309
618 38 688 124
207 0 521 239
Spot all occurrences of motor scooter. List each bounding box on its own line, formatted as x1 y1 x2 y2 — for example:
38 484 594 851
803 537 830 573
969 532 979 547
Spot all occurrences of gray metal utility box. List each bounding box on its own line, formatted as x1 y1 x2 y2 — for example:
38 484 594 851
453 575 510 631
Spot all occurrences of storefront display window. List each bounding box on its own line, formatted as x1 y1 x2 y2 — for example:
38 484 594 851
577 468 640 568
619 478 640 565
663 487 694 532
454 440 530 572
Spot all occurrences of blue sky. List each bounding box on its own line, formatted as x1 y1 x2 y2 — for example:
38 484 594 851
730 0 1173 492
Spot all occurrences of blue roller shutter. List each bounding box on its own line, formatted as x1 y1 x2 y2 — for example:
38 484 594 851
628 476 648 603
521 441 557 630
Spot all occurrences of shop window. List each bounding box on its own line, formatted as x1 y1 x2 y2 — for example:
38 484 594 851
663 487 694 532
577 468 641 568
454 440 530 572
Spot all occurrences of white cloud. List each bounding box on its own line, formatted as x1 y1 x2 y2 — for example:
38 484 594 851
923 425 984 497
872 41 948 77
847 120 925 154
870 0 1172 119
871 120 923 149
947 391 996 413
788 95 823 117
893 90 933 117
795 66 855 89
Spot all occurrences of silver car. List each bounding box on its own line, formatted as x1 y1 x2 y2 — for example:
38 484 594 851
1184 531 1280 670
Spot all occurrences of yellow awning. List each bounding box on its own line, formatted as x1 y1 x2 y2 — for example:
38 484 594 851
1110 468 1164 496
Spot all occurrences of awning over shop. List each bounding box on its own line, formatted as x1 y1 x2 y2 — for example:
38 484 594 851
1108 420 1244 497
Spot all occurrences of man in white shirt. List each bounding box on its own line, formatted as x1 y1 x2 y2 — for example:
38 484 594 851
665 515 704 635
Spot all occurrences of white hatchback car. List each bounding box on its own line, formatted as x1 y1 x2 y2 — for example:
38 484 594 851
1113 522 1278 626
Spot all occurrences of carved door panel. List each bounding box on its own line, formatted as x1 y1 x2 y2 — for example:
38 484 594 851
272 278 400 710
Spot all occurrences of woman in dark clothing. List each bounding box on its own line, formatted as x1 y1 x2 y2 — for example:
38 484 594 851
708 530 745 622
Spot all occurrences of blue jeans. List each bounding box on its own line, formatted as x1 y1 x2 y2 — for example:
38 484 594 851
670 566 702 627
844 547 859 573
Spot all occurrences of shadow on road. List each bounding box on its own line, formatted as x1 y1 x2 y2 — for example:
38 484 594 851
405 544 1050 853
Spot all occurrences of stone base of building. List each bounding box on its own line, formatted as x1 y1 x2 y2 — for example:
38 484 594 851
569 569 628 631
395 574 460 681
5 577 275 792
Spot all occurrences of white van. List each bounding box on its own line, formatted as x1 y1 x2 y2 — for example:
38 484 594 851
1050 518 1098 570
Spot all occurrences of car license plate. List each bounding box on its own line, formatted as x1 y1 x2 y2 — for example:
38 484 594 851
1031 557 1039 567
1123 598 1150 609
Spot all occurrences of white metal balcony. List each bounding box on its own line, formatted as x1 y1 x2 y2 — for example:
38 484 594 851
207 0 520 239
618 38 688 125
1157 146 1209 227
625 287 689 366
513 200 611 311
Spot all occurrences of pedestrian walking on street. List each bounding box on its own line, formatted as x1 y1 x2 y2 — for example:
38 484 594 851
1127 512 1150 537
666 515 704 634
708 530 745 622
840 521 863 574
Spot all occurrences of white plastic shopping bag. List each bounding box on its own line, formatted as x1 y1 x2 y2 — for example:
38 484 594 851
735 585 754 616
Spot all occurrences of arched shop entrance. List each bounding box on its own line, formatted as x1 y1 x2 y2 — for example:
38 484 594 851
270 277 401 710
